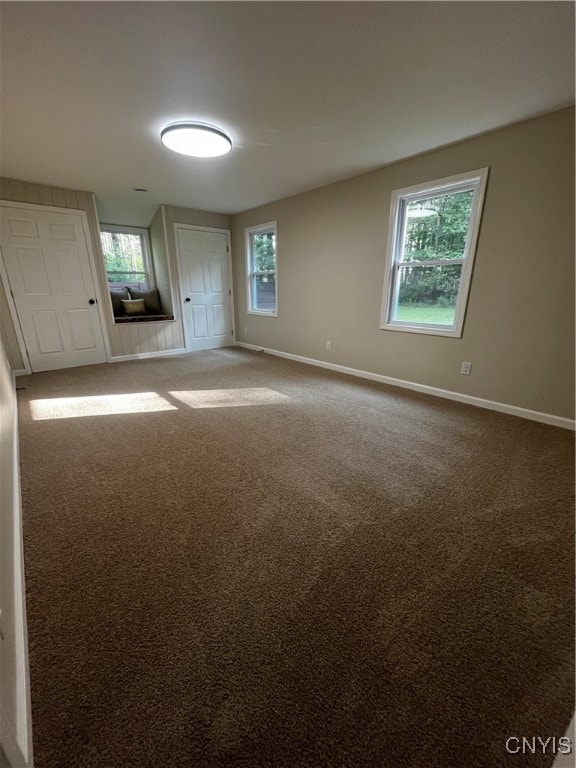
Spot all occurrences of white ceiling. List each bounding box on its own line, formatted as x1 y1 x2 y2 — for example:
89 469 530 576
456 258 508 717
1 2 574 227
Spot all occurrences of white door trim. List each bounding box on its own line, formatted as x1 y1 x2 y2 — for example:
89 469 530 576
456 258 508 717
173 223 235 351
0 250 32 375
0 201 111 370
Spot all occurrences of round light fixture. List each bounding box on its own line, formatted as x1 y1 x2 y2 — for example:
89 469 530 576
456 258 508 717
160 123 232 158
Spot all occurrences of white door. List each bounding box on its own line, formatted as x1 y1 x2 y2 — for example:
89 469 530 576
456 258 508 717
0 205 107 372
176 226 234 351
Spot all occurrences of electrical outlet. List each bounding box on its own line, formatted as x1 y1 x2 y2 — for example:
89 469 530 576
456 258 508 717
460 361 472 375
325 341 331 351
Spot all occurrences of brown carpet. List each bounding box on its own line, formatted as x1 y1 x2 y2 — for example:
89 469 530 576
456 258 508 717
16 348 574 768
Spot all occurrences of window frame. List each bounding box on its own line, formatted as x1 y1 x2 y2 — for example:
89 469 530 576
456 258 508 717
245 221 278 317
380 168 489 338
99 223 154 290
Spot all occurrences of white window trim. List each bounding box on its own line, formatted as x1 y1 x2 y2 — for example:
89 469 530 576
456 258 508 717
245 220 278 317
380 168 489 338
100 223 155 289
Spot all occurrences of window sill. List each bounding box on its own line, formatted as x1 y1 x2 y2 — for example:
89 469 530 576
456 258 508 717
381 322 462 338
114 314 175 324
247 310 278 317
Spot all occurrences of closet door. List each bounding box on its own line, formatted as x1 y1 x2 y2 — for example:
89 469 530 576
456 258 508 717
176 225 233 352
0 205 107 372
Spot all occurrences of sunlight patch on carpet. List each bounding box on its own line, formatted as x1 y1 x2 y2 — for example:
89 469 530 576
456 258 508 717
30 393 177 420
169 387 290 408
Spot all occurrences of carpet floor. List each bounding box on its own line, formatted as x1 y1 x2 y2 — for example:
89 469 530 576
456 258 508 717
16 348 574 768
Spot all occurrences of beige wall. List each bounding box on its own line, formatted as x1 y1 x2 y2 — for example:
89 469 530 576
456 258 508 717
0 328 33 767
232 107 575 420
149 207 174 317
163 204 231 239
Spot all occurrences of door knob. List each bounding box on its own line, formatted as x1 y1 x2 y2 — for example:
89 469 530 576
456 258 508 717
185 298 191 302
89 299 96 305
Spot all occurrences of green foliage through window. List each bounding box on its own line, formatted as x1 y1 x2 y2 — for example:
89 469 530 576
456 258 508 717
251 232 276 272
247 224 277 314
100 230 148 289
398 264 462 307
398 191 472 308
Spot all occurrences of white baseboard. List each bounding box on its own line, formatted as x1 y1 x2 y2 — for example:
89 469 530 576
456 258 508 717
15 350 188 370
109 348 187 363
235 342 575 431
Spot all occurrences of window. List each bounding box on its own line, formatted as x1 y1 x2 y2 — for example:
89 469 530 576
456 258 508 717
100 225 153 290
380 168 488 337
246 221 277 316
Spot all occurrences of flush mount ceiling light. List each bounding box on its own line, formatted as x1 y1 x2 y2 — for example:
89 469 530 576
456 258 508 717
160 123 232 158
